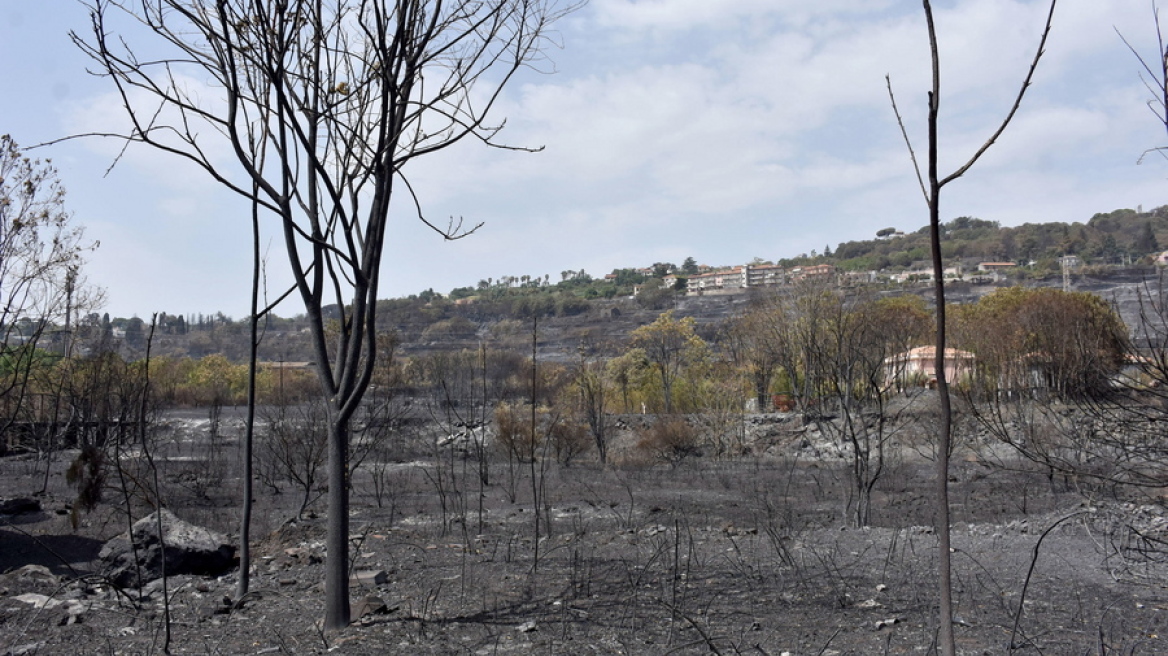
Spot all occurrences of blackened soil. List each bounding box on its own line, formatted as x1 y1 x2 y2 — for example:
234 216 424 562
1 431 1166 655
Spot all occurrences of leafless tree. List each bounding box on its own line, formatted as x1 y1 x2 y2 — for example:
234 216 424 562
1119 2 1168 163
573 340 612 464
238 186 262 599
0 135 100 448
76 0 576 629
1052 5 1168 492
259 398 329 519
886 1 1057 651
755 283 930 527
1001 6 1168 495
722 301 786 413
810 294 928 527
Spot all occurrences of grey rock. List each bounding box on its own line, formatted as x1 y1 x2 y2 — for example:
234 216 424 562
98 509 236 588
349 569 388 586
1 564 58 586
12 593 62 609
353 594 393 618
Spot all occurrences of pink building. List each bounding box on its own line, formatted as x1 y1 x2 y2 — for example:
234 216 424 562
883 346 975 388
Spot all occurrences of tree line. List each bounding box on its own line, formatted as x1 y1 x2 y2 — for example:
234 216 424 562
3 280 1135 448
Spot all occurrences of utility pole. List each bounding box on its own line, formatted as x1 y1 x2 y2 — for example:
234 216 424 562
63 266 76 358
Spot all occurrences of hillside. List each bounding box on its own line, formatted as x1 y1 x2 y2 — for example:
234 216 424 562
75 205 1168 364
789 207 1168 274
86 266 1165 367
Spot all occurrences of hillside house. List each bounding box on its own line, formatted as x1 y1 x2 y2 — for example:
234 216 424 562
790 264 835 281
685 267 746 295
745 263 785 287
840 270 878 286
977 262 1016 272
683 271 714 295
890 265 962 284
883 345 975 389
975 261 1015 282
891 269 933 284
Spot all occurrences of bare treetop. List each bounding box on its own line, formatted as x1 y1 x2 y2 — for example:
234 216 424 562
72 0 578 630
74 0 574 237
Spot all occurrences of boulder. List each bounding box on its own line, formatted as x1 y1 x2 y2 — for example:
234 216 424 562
350 569 389 586
1 564 58 585
99 509 235 588
353 594 392 618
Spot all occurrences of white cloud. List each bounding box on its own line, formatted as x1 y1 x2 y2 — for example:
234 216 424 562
589 0 780 32
588 0 898 33
392 0 1168 297
62 74 241 195
5 0 1167 316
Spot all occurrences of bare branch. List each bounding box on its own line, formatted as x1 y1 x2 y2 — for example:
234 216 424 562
939 0 1058 188
399 172 484 240
885 75 929 206
73 0 575 630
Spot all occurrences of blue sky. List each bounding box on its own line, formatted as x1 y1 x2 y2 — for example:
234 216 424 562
2 0 1166 319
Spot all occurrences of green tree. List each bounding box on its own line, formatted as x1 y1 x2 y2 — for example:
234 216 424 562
628 311 709 414
610 268 648 289
635 278 674 310
952 287 1126 398
722 303 786 411
573 344 612 463
651 262 676 278
1136 221 1160 254
607 348 649 413
124 317 145 350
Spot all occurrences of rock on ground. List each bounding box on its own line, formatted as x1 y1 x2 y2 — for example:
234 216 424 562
98 508 235 588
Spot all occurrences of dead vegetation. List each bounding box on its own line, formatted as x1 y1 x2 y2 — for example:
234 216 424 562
1 405 1166 654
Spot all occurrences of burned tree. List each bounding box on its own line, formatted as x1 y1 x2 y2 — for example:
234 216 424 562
76 0 575 629
887 1 1057 651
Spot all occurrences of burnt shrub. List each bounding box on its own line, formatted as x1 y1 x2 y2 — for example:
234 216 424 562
636 416 700 466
